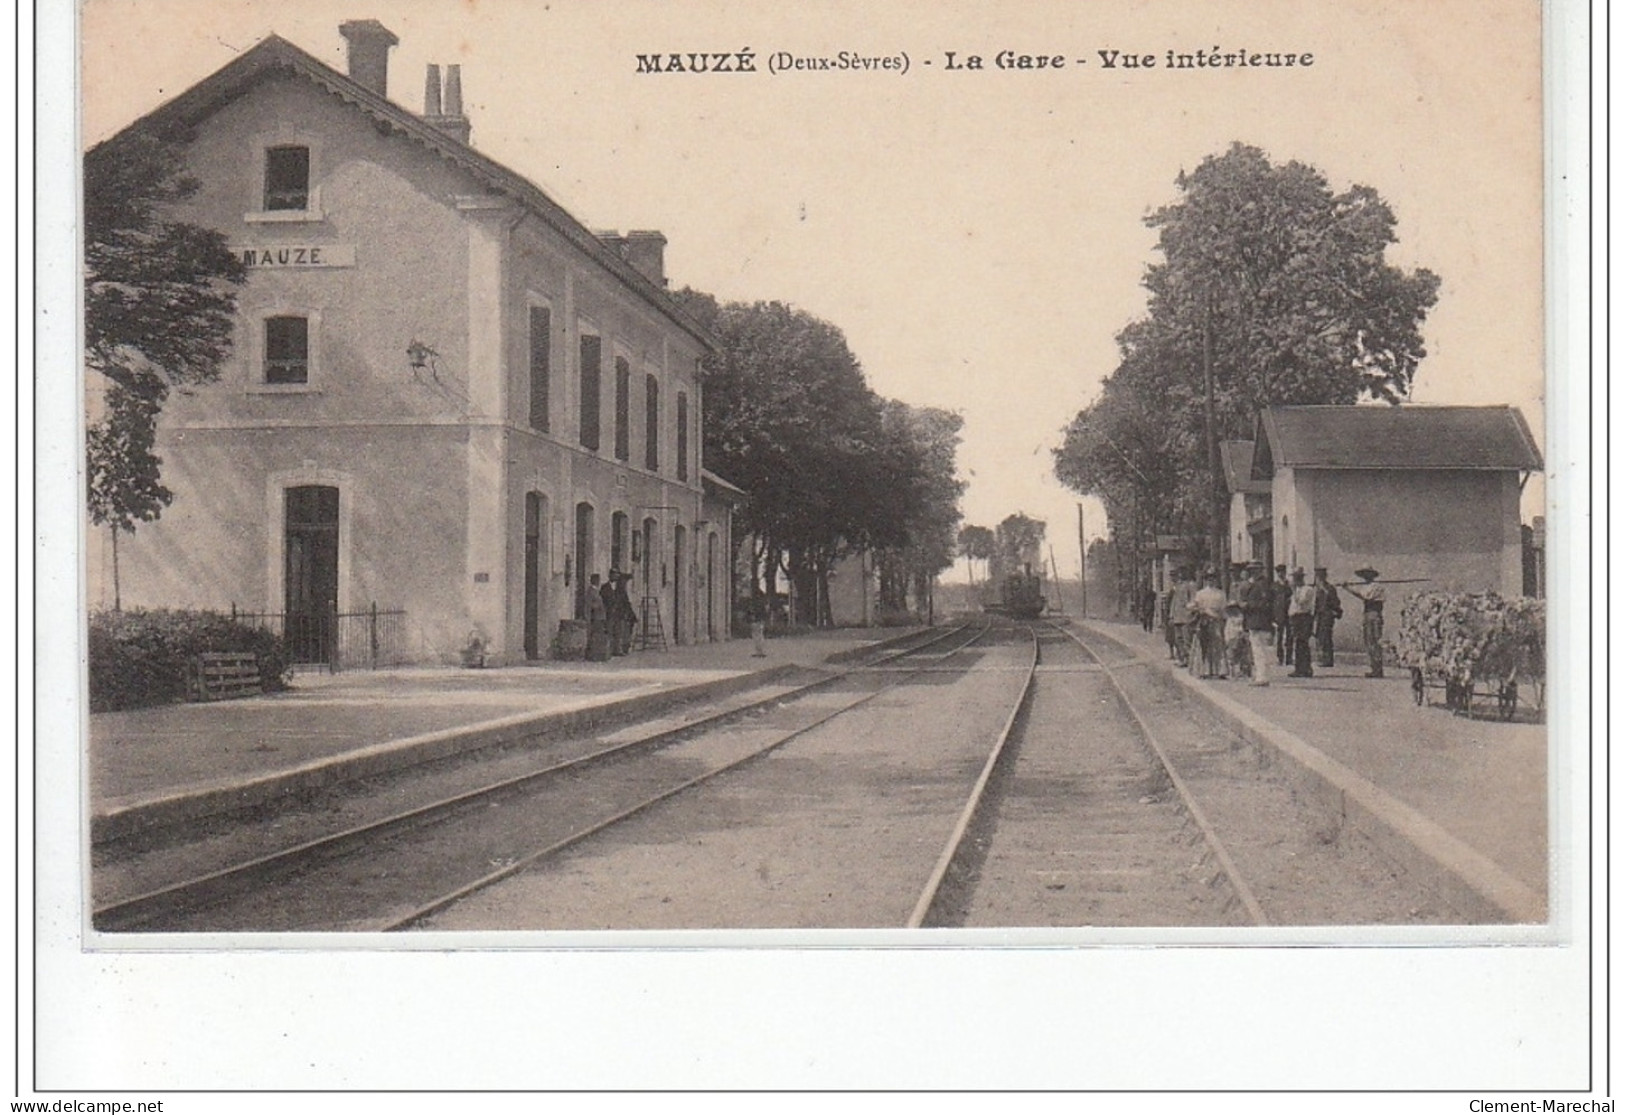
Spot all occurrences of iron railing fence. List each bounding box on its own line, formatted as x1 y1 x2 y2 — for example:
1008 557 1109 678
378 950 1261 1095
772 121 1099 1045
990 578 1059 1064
231 603 409 672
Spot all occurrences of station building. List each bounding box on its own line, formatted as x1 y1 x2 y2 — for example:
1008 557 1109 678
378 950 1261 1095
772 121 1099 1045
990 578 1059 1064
1249 404 1542 598
88 21 734 664
1221 439 1272 570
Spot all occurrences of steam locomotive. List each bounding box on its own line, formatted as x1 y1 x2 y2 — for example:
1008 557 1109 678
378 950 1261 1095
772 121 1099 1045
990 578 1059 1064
983 566 1046 620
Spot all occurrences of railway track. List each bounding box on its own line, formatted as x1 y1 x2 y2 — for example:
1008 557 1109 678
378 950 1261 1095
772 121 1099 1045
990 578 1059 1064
93 620 991 932
420 616 1467 930
418 617 1038 931
915 619 1264 928
920 618 1471 928
98 614 1463 932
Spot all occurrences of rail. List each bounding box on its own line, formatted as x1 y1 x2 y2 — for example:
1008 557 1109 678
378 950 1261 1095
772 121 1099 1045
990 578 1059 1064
93 619 988 932
907 623 1039 928
1053 620 1269 926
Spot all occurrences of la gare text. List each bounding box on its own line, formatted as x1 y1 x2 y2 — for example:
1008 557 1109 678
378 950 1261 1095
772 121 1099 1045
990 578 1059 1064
634 47 1314 76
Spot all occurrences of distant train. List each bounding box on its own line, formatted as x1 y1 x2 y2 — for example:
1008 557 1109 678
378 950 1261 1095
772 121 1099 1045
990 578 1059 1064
983 567 1047 619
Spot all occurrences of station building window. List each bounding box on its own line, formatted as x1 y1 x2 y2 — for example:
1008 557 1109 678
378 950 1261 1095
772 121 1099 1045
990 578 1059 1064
676 391 689 482
528 303 551 432
264 315 310 384
579 331 602 451
614 356 631 462
644 374 660 472
264 146 311 211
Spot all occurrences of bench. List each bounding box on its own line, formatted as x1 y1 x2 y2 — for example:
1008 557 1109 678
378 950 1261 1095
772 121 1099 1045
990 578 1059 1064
189 652 264 702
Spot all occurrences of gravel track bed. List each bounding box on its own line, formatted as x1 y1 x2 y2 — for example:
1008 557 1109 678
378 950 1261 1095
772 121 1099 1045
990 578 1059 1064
935 628 1244 928
1065 624 1473 925
90 676 826 924
418 642 1033 930
130 695 876 932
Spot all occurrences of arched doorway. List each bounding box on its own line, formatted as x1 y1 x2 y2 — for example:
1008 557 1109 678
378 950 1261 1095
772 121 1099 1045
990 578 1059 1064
284 484 339 665
574 501 595 620
523 492 549 659
672 523 686 644
640 516 656 600
706 531 719 641
610 511 629 577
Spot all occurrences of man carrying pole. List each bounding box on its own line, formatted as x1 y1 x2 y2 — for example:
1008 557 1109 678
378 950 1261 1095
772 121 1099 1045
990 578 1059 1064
1343 567 1387 678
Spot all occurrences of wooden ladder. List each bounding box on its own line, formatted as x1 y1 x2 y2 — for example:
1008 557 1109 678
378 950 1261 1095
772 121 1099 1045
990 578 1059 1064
638 596 667 651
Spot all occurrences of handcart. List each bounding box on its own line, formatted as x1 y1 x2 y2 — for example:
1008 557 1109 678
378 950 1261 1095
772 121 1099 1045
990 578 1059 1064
1398 592 1544 722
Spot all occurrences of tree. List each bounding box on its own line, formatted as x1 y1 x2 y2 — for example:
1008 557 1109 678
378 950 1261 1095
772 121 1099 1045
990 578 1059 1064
86 387 170 610
992 513 1047 584
1054 143 1439 568
673 291 905 625
1053 338 1197 594
957 524 994 586
872 402 965 616
1144 143 1440 416
85 130 246 605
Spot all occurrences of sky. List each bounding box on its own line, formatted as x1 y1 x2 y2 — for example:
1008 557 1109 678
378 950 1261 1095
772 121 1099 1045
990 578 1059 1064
79 0 1547 581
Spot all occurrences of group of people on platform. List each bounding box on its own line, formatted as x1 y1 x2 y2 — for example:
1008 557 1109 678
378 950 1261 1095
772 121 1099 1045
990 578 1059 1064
585 570 638 662
1151 562 1388 687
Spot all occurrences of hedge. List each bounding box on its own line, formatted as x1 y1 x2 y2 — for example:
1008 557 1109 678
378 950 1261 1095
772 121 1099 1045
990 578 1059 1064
88 609 291 712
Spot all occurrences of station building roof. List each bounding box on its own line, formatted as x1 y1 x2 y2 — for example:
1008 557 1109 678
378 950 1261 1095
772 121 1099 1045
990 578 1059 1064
90 29 717 353
1220 440 1271 495
1252 405 1543 479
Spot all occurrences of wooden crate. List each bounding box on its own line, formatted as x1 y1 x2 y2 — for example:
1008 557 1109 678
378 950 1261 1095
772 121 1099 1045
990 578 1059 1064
189 652 263 701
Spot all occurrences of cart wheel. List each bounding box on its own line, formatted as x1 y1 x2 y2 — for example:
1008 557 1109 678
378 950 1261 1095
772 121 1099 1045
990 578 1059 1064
1411 668 1425 706
1499 681 1518 721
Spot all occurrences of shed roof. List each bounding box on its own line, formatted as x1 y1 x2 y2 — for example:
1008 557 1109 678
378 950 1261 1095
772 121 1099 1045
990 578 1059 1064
1254 405 1543 475
702 469 747 501
90 33 716 352
1220 440 1271 494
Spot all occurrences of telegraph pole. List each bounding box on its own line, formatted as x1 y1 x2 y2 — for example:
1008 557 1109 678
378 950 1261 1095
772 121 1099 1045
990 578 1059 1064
1203 285 1225 589
1077 502 1088 619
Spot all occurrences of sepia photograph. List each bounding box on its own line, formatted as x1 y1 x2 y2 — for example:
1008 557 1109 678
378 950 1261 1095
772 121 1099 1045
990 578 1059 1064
34 0 1591 1095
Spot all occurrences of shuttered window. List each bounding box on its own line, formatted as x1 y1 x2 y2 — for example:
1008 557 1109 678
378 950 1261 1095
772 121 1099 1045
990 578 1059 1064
614 356 631 461
644 374 660 471
579 333 601 451
676 391 689 482
528 305 551 431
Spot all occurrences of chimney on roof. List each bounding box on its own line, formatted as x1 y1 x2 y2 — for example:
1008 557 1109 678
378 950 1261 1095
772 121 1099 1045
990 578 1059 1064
623 231 668 288
422 62 472 144
445 65 465 116
424 63 442 116
339 20 399 98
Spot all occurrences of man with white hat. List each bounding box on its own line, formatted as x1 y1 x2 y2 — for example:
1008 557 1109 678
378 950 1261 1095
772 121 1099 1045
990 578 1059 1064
1287 567 1316 677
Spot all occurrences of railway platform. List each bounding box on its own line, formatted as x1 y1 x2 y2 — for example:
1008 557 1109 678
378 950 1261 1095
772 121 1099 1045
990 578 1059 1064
89 627 924 842
1078 617 1549 922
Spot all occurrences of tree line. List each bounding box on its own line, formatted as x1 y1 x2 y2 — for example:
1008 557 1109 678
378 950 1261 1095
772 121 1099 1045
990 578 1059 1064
671 291 964 626
1052 143 1441 598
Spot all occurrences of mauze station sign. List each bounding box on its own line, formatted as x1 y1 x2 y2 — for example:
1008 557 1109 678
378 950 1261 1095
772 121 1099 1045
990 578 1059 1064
233 244 357 268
